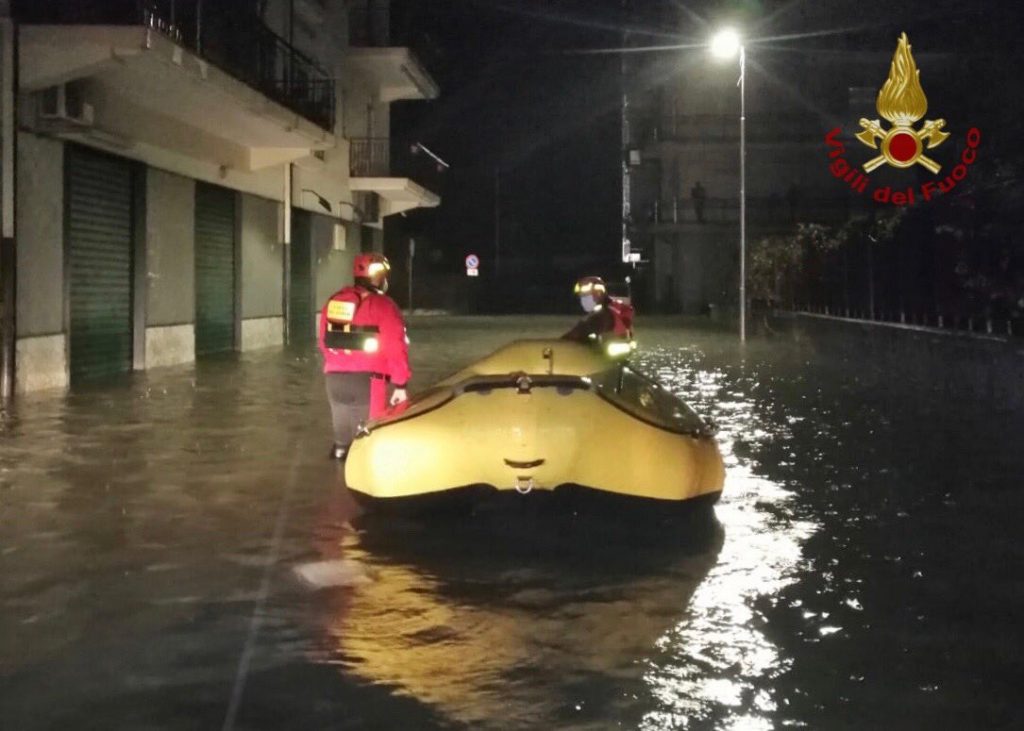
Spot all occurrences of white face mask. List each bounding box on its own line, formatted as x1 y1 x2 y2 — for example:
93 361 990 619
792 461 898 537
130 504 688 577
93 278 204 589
580 295 597 313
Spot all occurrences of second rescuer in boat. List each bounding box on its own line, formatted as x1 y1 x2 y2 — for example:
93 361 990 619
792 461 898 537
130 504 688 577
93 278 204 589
561 276 634 353
319 253 411 461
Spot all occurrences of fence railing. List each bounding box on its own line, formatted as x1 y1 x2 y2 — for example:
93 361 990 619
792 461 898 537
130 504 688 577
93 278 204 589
787 305 1021 338
773 226 1024 340
641 196 851 226
629 113 830 147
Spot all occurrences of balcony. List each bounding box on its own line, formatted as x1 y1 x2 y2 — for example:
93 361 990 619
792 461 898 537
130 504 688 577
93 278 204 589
345 4 439 102
15 0 335 171
16 1 335 132
349 137 443 217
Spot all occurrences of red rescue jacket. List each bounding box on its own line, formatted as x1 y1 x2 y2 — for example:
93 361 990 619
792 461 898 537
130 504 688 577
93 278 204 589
561 298 634 342
607 298 634 339
318 286 411 387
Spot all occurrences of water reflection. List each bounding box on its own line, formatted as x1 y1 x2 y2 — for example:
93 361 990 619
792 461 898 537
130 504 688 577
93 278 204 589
635 350 817 728
313 342 820 729
317 506 724 730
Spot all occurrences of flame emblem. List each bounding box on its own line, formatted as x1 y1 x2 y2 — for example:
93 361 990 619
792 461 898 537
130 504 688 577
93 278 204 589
855 33 949 173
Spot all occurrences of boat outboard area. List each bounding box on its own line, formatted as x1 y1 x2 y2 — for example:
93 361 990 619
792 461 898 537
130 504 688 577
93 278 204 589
344 339 726 520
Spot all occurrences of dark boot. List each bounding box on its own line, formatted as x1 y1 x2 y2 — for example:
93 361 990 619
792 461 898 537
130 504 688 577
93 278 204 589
330 443 348 460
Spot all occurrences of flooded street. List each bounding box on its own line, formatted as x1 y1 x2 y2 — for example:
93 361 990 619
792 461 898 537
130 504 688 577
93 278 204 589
2 316 1022 730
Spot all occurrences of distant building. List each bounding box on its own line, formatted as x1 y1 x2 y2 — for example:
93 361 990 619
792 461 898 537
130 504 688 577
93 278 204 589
620 1 922 314
0 0 440 394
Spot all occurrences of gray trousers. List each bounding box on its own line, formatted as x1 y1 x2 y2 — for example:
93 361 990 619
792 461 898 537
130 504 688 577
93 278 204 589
324 372 372 446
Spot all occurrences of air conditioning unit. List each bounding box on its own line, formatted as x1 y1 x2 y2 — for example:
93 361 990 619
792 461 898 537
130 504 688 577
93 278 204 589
332 223 347 251
39 82 94 127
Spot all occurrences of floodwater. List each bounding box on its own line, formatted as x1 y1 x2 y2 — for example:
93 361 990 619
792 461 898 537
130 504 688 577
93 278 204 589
2 316 1022 730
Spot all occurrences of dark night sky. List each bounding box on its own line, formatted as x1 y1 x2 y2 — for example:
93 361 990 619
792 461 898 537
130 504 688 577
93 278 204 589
390 0 625 289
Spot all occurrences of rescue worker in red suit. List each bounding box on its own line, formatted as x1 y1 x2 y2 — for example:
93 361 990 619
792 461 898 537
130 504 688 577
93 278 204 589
319 253 410 460
561 276 634 343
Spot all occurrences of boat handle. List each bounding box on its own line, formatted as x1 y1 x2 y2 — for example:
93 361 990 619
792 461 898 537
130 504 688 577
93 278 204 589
515 477 535 494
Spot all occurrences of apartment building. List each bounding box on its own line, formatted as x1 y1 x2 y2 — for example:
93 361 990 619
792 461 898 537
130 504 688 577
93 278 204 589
0 0 439 394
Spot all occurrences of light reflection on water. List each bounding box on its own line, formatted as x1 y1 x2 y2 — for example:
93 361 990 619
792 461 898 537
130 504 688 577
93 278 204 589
324 341 821 729
635 350 818 729
322 532 728 730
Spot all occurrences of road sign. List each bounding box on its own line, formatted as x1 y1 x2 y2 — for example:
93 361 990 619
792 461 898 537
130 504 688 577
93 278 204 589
465 253 480 269
466 268 479 277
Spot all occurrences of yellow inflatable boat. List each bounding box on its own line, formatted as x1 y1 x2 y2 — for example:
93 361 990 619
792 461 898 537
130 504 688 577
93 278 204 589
344 339 725 514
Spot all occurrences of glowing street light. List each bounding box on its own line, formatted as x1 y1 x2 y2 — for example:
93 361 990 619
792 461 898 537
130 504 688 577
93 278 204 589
710 28 747 342
710 28 741 59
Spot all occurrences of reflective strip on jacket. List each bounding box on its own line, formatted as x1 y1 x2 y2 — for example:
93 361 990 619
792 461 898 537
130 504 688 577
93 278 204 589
318 286 412 386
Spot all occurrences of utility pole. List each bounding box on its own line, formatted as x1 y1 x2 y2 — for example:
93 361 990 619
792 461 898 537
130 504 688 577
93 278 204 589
739 45 746 342
195 0 203 54
620 0 632 266
493 167 500 278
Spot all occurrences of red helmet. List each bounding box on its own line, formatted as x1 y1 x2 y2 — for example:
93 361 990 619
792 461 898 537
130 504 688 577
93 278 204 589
573 276 607 299
353 253 391 290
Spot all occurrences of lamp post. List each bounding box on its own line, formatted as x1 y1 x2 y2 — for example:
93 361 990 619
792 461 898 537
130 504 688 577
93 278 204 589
710 29 746 342
494 166 501 279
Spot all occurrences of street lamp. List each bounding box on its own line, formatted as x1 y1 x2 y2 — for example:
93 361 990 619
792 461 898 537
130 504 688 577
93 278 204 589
710 28 746 342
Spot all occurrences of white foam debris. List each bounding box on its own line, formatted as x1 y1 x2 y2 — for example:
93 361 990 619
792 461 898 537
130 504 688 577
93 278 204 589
293 558 374 589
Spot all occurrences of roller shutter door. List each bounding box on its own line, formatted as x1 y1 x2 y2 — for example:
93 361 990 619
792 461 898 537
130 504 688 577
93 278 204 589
66 146 133 382
194 183 236 355
289 210 313 343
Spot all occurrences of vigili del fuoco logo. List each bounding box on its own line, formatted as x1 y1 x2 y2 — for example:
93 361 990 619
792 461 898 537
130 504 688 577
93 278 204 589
824 33 981 206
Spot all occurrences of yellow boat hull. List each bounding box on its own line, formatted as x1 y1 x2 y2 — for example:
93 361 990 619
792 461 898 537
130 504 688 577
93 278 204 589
345 339 725 508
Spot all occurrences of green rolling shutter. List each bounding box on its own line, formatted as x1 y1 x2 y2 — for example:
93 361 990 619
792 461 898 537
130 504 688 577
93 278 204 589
66 146 134 383
289 210 313 343
194 183 236 355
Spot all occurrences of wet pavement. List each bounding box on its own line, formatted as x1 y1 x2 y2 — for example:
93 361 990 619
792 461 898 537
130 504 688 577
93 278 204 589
2 315 1023 730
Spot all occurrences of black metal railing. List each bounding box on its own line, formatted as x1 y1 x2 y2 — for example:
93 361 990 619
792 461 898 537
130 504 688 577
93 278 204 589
350 137 390 177
776 236 1023 339
788 306 1021 339
629 113 831 147
350 137 446 194
15 0 335 131
640 196 851 227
